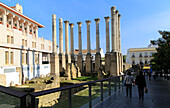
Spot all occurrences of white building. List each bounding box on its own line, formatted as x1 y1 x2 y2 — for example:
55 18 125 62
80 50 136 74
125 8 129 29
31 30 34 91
126 46 156 65
0 3 52 86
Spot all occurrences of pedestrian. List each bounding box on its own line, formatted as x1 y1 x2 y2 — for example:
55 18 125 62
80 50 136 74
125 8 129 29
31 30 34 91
124 72 134 98
135 70 147 100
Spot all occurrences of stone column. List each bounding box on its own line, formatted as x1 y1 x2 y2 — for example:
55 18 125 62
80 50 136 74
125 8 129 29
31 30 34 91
69 23 75 63
85 20 92 74
36 27 38 36
94 18 101 77
104 16 111 74
77 22 83 74
50 14 60 77
64 20 70 76
111 6 116 52
59 18 63 73
59 18 63 54
64 20 69 55
116 10 119 52
52 15 57 53
3 11 7 27
118 14 121 53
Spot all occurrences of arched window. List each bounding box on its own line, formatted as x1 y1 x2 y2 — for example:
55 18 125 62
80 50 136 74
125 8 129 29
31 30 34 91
145 52 148 57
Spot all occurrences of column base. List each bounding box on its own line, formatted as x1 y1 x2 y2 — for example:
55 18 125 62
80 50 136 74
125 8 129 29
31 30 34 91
50 53 60 77
86 54 92 74
71 54 75 63
95 53 101 72
77 54 83 74
105 53 111 74
110 52 119 76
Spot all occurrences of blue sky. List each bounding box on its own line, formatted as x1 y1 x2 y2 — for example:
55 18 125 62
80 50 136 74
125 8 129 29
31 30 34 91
2 0 170 55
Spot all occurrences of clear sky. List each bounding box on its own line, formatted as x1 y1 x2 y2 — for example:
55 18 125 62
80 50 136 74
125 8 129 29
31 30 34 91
2 0 170 55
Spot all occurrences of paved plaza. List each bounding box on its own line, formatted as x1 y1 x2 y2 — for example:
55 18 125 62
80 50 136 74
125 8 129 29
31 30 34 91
94 77 170 108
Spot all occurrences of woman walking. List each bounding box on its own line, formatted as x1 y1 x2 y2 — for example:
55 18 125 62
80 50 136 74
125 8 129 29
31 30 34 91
124 72 134 98
135 70 147 100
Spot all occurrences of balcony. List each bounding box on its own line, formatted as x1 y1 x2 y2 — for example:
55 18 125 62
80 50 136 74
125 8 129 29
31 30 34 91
139 55 143 58
19 28 22 31
144 55 148 58
13 26 17 29
131 55 135 58
0 21 3 24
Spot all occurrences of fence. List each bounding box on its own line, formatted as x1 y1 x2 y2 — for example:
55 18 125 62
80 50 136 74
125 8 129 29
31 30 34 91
0 75 124 108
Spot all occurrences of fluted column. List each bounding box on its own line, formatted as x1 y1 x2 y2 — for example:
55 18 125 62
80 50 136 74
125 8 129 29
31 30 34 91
52 14 57 53
111 6 116 52
77 22 82 54
64 20 69 54
95 18 100 53
116 10 119 52
59 18 63 54
104 16 110 53
85 20 92 74
118 14 121 53
70 23 75 63
104 16 111 74
86 20 91 54
77 22 83 74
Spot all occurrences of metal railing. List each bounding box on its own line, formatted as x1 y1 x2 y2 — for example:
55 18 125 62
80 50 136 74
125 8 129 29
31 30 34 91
0 85 27 108
30 75 124 108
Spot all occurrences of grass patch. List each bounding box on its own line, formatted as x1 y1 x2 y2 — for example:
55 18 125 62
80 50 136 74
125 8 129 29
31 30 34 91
73 76 98 81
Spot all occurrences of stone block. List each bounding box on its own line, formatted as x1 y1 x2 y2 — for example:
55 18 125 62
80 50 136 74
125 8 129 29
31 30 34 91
95 53 101 73
77 54 83 74
86 54 92 74
105 53 111 74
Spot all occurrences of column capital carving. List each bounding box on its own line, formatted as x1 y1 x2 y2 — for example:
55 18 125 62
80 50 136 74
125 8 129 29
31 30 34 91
104 16 110 21
94 18 100 23
111 6 116 11
77 22 82 26
64 20 69 24
69 23 74 27
86 20 91 25
52 14 56 20
59 18 63 22
118 14 121 18
116 10 119 14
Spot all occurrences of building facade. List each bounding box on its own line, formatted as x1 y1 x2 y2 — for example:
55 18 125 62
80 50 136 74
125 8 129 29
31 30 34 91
126 46 156 65
0 3 52 86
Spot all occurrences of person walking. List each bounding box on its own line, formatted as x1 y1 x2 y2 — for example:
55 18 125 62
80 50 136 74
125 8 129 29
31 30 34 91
124 72 134 98
135 70 147 100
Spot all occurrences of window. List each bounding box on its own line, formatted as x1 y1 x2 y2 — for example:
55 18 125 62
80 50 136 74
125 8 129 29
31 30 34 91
49 46 51 51
150 53 152 57
0 17 2 21
22 53 24 64
9 21 11 25
10 52 13 64
5 51 9 64
25 27 27 30
11 36 14 44
20 26 22 29
145 52 148 57
132 53 135 58
22 39 24 46
32 42 36 48
139 53 142 57
14 23 17 27
140 60 143 65
145 60 147 64
25 40 27 47
132 61 135 64
7 35 10 43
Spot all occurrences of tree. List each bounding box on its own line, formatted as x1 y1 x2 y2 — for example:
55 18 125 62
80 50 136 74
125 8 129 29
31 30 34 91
150 31 170 78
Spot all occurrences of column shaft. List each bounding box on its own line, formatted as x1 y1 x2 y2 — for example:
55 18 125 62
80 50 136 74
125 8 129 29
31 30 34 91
86 20 91 54
116 10 119 52
77 22 82 54
52 14 57 53
70 23 74 54
95 18 100 53
118 14 121 53
111 7 116 52
59 18 63 54
104 16 110 53
64 21 69 54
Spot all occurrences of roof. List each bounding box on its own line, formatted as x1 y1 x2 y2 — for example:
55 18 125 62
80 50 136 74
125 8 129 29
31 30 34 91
128 47 156 52
0 2 44 28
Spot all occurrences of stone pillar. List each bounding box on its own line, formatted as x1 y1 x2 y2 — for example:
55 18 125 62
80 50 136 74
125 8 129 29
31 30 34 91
85 20 92 74
50 14 60 77
69 23 75 63
115 10 119 52
118 14 121 53
111 6 116 52
77 22 83 74
64 20 69 55
36 27 38 36
110 52 118 76
104 16 111 74
59 18 63 54
94 18 101 77
59 18 63 73
52 15 57 53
